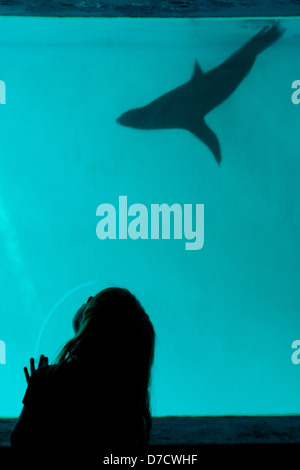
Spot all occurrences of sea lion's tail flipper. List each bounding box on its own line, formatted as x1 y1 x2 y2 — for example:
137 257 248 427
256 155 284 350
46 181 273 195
254 21 285 53
248 22 285 55
190 120 221 165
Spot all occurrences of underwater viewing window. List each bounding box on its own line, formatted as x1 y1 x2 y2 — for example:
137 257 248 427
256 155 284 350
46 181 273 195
0 14 299 420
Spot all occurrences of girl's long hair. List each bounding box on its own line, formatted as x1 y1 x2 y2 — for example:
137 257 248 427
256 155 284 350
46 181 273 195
55 287 155 444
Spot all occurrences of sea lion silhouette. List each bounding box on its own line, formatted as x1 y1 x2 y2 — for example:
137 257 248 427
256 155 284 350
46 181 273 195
116 23 285 164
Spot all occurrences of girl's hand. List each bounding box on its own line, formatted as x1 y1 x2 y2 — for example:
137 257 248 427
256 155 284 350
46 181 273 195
24 354 48 384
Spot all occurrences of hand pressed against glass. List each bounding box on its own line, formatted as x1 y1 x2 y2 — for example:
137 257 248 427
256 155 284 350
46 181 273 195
24 355 48 384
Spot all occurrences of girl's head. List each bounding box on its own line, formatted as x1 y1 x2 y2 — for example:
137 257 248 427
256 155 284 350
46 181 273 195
69 287 154 369
57 287 155 443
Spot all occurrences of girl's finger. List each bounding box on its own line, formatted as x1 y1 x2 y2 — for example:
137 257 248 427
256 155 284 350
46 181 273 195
38 354 44 368
30 357 35 374
24 367 30 384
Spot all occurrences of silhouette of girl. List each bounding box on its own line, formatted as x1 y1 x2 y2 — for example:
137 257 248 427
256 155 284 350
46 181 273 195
11 287 155 463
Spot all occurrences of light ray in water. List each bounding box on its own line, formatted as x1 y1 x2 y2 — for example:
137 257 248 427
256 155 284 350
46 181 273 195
0 192 42 328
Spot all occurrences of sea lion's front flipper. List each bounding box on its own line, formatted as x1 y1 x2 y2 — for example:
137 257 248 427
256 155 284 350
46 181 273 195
190 120 221 165
192 60 204 80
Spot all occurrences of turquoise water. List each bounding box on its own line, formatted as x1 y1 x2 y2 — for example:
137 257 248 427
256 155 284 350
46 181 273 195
0 17 299 418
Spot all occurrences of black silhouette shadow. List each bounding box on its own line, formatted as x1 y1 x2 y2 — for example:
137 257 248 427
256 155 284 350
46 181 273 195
10 287 155 465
